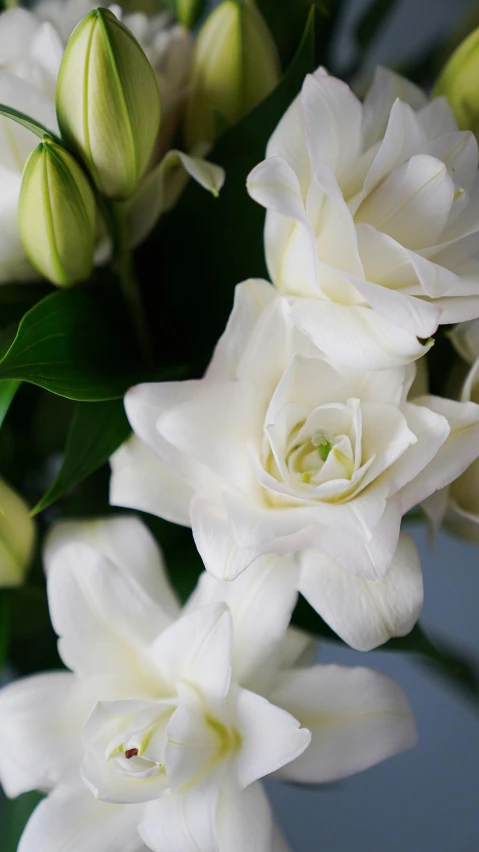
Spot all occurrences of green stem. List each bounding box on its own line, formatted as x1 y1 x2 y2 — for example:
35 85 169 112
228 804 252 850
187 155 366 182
108 201 152 363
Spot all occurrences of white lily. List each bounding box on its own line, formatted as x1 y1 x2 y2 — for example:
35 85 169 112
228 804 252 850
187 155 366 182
247 66 479 369
0 515 416 851
111 279 479 648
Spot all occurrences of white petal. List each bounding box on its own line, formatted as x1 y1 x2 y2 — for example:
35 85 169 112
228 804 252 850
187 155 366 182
0 672 78 797
270 666 417 783
47 542 172 678
150 603 233 698
298 532 423 651
234 688 310 789
207 279 277 381
399 395 479 512
110 434 193 527
288 297 431 370
164 683 224 794
186 554 299 685
387 400 450 497
247 156 310 227
124 383 222 500
45 515 179 619
310 497 403 581
190 497 261 581
158 379 261 492
363 99 425 197
266 95 310 196
216 783 272 852
18 784 146 852
300 73 362 177
357 155 455 251
139 784 219 852
362 67 426 148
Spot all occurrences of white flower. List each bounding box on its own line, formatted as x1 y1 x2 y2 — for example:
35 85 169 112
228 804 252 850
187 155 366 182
111 279 479 648
422 319 479 541
0 477 36 587
0 2 220 280
246 66 479 370
0 516 416 852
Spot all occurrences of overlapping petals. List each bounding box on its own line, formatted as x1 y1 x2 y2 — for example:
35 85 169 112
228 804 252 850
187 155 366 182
0 516 416 852
246 67 479 368
112 279 479 648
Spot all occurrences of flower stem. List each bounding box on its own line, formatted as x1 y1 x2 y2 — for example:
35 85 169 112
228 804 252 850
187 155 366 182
108 200 152 363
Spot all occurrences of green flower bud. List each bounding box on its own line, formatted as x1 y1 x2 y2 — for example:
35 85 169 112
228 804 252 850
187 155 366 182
174 0 205 29
19 137 96 288
0 479 35 588
434 26 479 136
56 8 161 200
185 0 280 150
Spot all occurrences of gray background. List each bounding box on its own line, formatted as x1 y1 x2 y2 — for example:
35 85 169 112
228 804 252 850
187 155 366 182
267 526 479 852
264 1 479 850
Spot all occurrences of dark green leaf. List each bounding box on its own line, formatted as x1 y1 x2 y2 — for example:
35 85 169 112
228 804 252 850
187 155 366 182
32 399 131 515
1 791 44 852
0 381 20 429
293 597 479 703
257 0 341 69
142 515 204 602
355 0 399 49
144 8 315 370
0 287 148 401
0 593 10 673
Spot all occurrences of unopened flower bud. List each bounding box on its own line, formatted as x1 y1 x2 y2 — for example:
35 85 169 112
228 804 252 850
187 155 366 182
434 27 479 136
174 0 205 29
185 0 280 150
19 137 96 288
0 479 35 588
56 7 161 199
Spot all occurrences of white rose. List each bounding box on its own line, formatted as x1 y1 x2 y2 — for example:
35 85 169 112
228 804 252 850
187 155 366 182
0 516 416 852
247 66 479 370
423 318 479 541
111 280 479 648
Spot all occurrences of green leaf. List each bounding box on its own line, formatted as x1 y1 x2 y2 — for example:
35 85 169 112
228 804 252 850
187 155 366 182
32 399 131 515
355 0 399 49
0 593 10 673
257 0 342 69
1 791 44 852
0 287 148 401
293 597 479 703
0 103 60 143
0 380 20 429
148 8 315 371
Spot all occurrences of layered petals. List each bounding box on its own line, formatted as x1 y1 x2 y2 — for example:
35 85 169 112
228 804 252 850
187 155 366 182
247 66 479 367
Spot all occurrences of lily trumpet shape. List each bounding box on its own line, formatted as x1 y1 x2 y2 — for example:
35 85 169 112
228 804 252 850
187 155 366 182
0 516 416 852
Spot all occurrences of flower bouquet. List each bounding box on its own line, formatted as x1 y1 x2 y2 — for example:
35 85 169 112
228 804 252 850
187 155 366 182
0 0 478 849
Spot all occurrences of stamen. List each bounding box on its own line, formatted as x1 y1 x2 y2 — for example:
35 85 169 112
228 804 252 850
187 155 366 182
125 748 139 760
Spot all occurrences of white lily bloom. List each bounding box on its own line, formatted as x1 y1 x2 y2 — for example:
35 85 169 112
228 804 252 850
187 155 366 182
111 279 479 648
0 2 221 280
247 66 479 370
0 516 416 852
422 319 479 541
